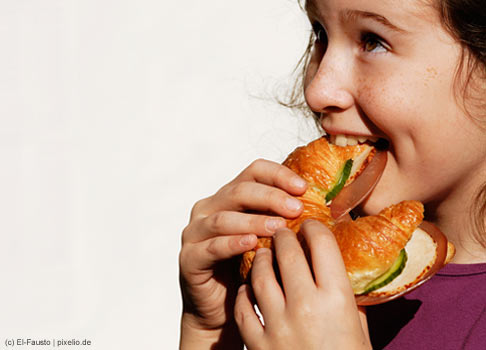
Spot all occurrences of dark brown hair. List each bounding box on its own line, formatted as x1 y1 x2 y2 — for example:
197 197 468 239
438 0 486 246
284 0 486 245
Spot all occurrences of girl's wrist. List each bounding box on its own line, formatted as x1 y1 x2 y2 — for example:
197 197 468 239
180 313 243 350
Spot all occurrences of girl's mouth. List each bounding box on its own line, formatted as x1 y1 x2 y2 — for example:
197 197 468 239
327 133 390 151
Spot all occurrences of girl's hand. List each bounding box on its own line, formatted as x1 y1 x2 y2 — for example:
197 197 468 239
179 159 307 349
234 220 372 350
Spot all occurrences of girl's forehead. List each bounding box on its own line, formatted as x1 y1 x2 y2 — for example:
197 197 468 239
306 0 441 29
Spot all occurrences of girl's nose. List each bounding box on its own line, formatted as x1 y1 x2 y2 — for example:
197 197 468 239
304 52 354 114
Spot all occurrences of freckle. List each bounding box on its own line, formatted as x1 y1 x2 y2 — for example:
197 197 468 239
423 67 438 87
426 67 438 78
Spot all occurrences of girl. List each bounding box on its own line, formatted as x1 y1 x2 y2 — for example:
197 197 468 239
179 0 486 348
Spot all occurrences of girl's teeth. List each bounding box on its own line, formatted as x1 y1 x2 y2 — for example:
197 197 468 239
330 134 379 146
335 134 348 147
347 136 358 146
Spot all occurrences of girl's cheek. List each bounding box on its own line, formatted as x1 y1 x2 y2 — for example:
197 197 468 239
357 74 416 132
356 79 393 126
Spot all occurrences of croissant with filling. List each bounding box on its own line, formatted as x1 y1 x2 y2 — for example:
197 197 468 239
240 137 453 302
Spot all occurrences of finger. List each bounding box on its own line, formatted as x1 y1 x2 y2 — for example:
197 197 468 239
250 248 285 321
190 160 307 221
212 181 304 218
181 234 257 274
273 228 316 300
299 220 351 291
234 159 307 196
191 211 287 242
234 284 265 349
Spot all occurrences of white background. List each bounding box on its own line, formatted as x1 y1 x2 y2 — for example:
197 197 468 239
0 1 318 349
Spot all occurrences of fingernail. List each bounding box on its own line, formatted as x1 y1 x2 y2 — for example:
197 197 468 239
265 218 286 233
238 284 247 293
240 235 254 247
255 247 270 256
285 197 303 212
292 176 307 189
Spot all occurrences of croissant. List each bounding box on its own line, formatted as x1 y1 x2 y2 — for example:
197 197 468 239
333 200 423 294
240 137 454 304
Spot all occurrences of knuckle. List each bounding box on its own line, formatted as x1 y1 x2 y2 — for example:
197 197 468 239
294 300 315 319
234 290 248 326
251 252 273 287
279 248 299 266
273 163 296 185
208 211 227 233
291 295 323 323
206 240 218 255
234 306 244 326
276 235 302 262
267 161 289 183
275 234 298 261
274 163 289 181
261 187 284 212
248 158 267 172
204 234 242 259
241 215 254 233
190 198 208 219
265 187 280 204
229 181 247 201
252 274 269 292
328 289 350 309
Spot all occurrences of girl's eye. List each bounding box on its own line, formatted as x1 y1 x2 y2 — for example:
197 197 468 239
312 21 328 47
361 33 388 53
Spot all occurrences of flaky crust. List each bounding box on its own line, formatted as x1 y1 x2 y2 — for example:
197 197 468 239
333 201 424 293
240 137 378 281
283 137 374 190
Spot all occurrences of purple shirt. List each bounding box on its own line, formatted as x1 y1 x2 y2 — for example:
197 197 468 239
367 263 486 349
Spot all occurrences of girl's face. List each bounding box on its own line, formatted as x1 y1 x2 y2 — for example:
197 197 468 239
304 0 486 217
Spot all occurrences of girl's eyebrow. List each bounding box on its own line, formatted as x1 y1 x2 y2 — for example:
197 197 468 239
341 9 409 34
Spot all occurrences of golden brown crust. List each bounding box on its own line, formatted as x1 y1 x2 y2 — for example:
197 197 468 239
283 137 373 191
379 200 424 234
332 201 423 292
